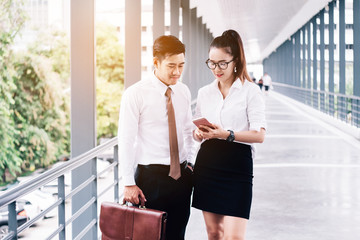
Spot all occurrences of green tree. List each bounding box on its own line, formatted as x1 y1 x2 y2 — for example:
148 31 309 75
12 52 70 171
96 23 124 141
0 0 26 182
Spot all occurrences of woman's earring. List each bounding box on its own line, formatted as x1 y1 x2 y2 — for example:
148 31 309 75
234 67 237 73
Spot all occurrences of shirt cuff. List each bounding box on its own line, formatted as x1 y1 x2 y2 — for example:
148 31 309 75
249 123 266 132
123 175 136 186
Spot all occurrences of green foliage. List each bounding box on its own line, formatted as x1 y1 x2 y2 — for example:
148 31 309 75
11 53 70 170
0 16 124 183
96 23 124 84
96 77 123 139
28 30 70 83
0 0 26 181
96 23 124 140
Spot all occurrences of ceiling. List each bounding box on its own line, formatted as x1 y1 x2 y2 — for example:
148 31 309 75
191 0 332 63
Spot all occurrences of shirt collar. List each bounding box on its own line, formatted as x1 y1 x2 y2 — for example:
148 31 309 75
150 70 178 96
231 78 244 90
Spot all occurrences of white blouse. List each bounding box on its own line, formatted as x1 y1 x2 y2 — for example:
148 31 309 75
194 78 267 149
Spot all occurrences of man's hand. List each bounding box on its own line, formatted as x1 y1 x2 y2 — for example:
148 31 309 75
123 185 147 206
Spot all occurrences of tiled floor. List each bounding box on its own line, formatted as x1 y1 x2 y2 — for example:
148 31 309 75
186 91 360 240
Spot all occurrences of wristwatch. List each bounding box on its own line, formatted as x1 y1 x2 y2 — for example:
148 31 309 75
226 130 235 142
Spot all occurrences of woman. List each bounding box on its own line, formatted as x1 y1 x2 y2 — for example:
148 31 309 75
192 29 266 240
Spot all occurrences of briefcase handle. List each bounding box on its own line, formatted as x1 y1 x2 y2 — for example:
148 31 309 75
123 201 146 209
122 194 146 207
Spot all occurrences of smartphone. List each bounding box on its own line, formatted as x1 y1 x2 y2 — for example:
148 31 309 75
192 117 214 131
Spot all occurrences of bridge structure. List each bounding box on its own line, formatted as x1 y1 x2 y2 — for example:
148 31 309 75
1 0 359 239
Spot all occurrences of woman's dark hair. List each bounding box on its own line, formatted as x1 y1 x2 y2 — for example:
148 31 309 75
153 35 185 61
210 29 251 82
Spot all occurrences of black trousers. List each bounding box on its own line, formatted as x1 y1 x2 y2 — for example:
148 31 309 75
135 163 193 240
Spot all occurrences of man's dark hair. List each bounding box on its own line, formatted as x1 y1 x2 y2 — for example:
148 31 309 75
153 35 185 61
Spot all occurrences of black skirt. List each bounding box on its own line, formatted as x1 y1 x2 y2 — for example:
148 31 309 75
192 139 253 219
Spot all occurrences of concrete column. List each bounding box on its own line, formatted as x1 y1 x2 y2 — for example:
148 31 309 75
339 0 346 119
354 0 360 97
312 16 318 108
295 31 301 88
290 38 294 86
181 0 191 87
170 0 180 38
320 9 325 111
353 0 360 97
307 22 311 91
190 8 198 97
196 17 202 89
352 0 360 127
202 23 206 86
302 27 306 88
70 0 96 238
153 0 165 40
329 1 335 115
353 0 360 126
125 0 141 88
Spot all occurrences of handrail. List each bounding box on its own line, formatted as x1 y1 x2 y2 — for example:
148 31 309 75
0 137 118 207
272 82 360 129
0 137 119 240
272 82 360 100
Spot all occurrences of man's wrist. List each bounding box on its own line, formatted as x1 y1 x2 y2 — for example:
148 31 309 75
187 162 194 168
123 175 136 186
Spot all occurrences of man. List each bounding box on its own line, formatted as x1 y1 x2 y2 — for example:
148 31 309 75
262 72 272 94
118 35 195 240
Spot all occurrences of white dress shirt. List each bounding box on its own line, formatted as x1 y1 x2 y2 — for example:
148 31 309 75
118 72 195 186
262 75 272 86
194 78 267 157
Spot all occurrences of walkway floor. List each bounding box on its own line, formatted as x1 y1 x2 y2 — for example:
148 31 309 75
186 91 360 240
17 91 360 240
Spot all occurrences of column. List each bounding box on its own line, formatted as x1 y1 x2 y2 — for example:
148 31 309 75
302 26 306 89
307 22 311 104
125 0 141 88
181 0 191 87
313 16 318 109
170 0 180 38
295 30 301 101
354 0 360 126
329 1 335 115
190 7 198 97
70 0 96 238
339 0 346 120
153 0 165 40
320 9 325 112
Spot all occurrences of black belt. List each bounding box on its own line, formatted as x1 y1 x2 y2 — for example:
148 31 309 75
138 161 189 171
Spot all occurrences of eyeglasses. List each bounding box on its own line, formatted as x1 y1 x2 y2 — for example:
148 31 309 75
205 59 234 70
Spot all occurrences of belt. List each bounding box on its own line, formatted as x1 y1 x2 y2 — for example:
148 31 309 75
138 161 189 171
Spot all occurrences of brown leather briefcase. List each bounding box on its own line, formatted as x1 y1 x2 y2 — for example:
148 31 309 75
100 201 167 240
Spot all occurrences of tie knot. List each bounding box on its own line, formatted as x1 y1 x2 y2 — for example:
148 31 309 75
165 87 172 98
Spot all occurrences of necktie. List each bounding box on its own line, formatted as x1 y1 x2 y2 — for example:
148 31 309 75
165 87 181 180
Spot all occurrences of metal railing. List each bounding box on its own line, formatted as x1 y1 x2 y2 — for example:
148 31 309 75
0 137 119 240
273 82 360 128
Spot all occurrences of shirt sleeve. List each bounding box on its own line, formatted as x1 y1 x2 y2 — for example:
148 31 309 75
118 87 140 186
183 86 197 164
193 89 203 120
247 85 267 131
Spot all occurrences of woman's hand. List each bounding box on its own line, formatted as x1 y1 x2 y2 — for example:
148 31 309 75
193 128 204 142
198 124 229 140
